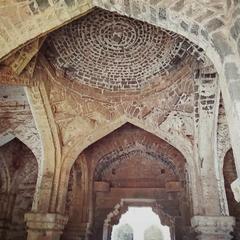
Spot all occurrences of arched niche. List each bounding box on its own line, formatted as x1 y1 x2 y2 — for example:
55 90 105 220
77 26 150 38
67 123 191 240
0 138 38 240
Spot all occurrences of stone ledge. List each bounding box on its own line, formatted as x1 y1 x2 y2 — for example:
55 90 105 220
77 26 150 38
191 215 235 235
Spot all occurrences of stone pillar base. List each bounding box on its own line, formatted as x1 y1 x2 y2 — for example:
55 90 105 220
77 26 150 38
25 212 68 240
191 216 235 240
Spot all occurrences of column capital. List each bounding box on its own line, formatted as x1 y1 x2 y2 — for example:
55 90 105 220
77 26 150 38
191 216 235 240
25 212 68 230
25 212 68 240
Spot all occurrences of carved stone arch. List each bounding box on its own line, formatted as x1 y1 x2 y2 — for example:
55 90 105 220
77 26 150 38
0 136 38 195
152 204 175 228
152 203 175 240
105 200 174 228
104 202 128 228
103 199 173 240
62 117 127 172
0 129 41 167
126 118 192 168
14 125 42 165
94 146 182 182
62 117 192 173
102 201 130 240
57 118 192 213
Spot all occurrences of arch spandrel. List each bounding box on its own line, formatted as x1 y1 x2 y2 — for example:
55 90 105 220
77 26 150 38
0 0 93 61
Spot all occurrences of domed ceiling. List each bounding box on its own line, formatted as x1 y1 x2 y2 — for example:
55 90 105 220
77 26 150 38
44 8 204 92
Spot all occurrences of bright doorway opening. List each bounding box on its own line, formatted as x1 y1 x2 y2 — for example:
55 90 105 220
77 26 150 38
111 207 171 240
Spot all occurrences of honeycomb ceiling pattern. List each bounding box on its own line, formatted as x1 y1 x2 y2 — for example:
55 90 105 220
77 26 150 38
45 9 199 91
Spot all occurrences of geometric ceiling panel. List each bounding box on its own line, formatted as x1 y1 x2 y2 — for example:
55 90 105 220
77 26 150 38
45 9 202 91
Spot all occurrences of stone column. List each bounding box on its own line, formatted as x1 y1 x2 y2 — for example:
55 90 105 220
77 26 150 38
25 82 68 240
193 66 222 215
191 216 235 240
102 223 113 240
25 213 68 240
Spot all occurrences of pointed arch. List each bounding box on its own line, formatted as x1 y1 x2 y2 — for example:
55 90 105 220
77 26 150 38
103 199 173 240
57 117 194 214
62 116 192 173
0 138 38 239
0 127 41 166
